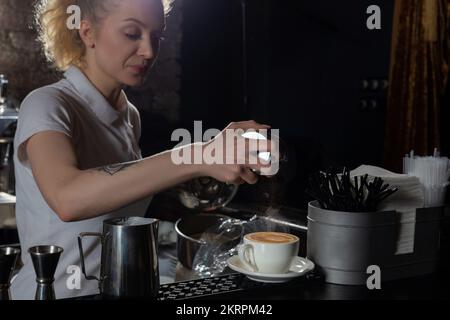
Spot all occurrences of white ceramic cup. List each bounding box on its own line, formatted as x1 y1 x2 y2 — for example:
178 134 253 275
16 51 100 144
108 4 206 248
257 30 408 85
238 231 299 274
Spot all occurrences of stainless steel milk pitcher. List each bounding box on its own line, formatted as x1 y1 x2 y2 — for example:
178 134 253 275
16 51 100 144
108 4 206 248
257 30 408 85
78 217 160 298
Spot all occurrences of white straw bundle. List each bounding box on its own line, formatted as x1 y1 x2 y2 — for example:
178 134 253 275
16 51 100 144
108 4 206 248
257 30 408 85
403 149 450 207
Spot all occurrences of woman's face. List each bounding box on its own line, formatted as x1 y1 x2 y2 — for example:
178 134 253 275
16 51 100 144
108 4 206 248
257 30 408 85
91 0 165 87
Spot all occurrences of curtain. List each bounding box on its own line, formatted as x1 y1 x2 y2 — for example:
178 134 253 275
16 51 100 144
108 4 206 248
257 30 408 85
384 0 449 172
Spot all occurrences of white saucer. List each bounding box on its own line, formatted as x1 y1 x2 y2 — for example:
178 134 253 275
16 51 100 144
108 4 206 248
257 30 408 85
226 255 315 283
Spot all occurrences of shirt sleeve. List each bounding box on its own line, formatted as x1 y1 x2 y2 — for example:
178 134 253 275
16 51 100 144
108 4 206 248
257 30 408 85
15 86 73 165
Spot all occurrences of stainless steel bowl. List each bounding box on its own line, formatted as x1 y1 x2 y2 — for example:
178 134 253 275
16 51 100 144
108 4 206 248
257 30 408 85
175 213 242 269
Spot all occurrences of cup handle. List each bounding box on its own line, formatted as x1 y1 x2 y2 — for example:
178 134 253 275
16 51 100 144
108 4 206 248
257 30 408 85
238 244 258 272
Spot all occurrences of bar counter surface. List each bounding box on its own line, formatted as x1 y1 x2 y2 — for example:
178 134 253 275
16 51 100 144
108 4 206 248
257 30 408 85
72 262 450 300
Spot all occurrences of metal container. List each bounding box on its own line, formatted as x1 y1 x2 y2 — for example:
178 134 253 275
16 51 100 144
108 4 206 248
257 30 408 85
307 201 443 285
78 216 160 298
28 245 63 300
0 246 20 300
175 213 241 269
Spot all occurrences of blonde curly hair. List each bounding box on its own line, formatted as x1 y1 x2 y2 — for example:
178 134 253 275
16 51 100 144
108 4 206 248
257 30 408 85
35 0 173 71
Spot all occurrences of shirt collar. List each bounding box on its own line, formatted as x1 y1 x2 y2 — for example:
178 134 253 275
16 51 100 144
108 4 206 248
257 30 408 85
64 65 130 126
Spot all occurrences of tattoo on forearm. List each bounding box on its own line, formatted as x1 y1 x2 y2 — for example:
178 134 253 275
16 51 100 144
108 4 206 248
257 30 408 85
97 161 139 176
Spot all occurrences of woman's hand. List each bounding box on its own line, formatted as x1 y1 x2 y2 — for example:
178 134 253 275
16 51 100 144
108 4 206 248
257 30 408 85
199 120 272 185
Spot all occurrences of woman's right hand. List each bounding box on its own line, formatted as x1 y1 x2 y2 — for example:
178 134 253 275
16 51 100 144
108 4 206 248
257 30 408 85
199 120 272 185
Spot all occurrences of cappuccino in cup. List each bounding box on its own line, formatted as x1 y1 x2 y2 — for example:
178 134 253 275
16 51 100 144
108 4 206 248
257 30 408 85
238 231 299 274
246 232 298 244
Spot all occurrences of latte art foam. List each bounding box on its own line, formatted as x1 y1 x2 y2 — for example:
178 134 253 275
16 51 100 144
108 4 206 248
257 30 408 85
246 232 298 244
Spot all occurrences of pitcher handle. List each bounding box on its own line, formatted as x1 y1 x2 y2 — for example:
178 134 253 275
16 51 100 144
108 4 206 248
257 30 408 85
77 232 102 282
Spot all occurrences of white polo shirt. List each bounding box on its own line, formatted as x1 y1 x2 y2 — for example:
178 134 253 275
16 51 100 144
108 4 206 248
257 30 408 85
11 65 153 300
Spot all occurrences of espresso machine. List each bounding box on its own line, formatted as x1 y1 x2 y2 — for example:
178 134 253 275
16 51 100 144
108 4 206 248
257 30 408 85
0 74 18 195
0 75 19 246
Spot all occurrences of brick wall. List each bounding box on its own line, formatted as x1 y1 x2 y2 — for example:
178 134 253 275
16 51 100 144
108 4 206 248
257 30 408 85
0 0 182 122
0 0 60 102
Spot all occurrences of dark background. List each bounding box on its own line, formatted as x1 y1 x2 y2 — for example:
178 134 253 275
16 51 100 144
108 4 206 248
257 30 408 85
141 0 396 209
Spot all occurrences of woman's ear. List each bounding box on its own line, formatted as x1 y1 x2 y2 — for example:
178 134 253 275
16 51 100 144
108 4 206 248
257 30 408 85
78 20 96 49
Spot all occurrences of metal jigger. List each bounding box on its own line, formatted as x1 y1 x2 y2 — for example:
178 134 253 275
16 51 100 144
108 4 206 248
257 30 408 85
0 246 20 300
29 245 63 300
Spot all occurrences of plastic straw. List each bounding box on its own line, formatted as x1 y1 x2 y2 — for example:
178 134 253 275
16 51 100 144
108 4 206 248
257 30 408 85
403 149 449 207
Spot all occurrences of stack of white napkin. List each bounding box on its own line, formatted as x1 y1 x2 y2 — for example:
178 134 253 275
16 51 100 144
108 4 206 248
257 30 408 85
350 165 424 255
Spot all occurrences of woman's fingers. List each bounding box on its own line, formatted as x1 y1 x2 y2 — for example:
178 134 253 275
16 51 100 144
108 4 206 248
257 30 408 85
248 138 272 153
246 158 271 171
213 120 274 185
226 175 245 186
223 166 258 185
239 167 259 185
228 120 271 130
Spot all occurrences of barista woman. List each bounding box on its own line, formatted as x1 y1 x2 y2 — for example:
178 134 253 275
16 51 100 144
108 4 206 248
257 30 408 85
11 0 270 299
